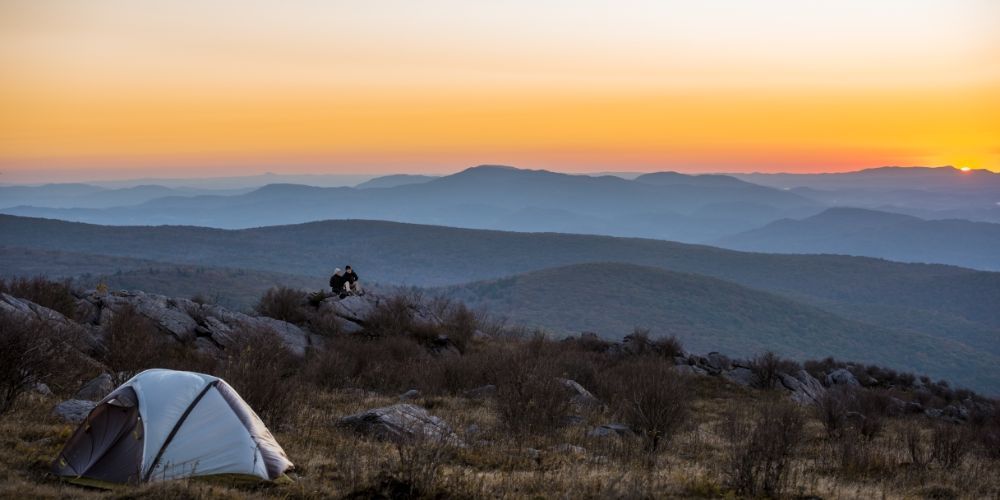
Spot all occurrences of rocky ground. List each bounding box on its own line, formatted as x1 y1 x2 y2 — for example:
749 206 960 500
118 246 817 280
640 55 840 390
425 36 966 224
1 285 998 498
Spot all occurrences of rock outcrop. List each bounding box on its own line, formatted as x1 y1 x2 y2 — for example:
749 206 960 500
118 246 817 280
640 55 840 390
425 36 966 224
779 370 826 405
826 368 860 387
52 400 98 423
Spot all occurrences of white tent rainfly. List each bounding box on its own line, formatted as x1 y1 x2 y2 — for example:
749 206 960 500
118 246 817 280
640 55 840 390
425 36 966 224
52 369 293 486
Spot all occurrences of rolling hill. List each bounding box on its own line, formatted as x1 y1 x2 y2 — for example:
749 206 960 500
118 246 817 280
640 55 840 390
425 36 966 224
2 215 998 390
1 165 820 242
442 262 1000 391
716 207 1000 271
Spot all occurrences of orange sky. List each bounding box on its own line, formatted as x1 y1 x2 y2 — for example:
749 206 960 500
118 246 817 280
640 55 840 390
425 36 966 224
1 0 999 182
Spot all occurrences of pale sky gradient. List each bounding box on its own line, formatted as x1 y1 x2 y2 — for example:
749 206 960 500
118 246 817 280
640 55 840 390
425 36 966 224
2 0 998 182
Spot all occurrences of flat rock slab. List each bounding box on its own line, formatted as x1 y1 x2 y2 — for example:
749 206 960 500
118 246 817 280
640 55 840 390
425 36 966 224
53 400 98 423
337 404 461 445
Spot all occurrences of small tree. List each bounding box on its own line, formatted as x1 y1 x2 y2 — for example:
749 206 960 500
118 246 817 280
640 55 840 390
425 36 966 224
101 305 164 386
0 313 69 414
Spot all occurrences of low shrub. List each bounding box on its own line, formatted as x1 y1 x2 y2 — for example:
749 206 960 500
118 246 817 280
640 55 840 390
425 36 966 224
749 351 798 390
220 327 303 429
492 351 572 436
255 286 309 324
609 358 692 461
0 276 78 319
931 422 971 469
100 305 166 387
720 400 805 498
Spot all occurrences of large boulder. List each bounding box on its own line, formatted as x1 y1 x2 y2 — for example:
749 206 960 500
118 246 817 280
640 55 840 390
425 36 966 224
192 303 318 357
558 378 602 407
0 293 102 351
74 373 115 401
779 370 826 405
52 400 97 423
98 291 199 342
0 293 79 328
723 367 754 387
825 368 860 387
337 404 461 445
321 294 378 324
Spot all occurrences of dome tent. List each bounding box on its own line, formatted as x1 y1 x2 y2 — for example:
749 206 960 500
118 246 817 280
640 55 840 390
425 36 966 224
52 369 293 486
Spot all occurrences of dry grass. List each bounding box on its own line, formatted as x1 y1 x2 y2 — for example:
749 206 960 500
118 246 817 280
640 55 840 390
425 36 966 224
2 364 998 499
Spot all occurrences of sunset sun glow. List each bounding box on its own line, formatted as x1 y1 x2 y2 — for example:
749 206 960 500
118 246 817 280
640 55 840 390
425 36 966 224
1 0 998 182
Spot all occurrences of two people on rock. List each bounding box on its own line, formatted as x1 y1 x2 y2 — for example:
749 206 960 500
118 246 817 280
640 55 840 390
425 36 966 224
330 265 363 298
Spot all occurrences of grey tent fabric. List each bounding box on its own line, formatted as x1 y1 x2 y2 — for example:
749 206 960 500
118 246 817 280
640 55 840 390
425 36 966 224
52 369 293 485
52 386 144 484
214 381 292 480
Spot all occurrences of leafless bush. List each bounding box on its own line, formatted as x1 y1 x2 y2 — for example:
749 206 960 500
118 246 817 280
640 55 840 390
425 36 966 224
100 305 164 386
831 426 890 475
749 351 797 390
363 294 419 338
0 276 78 319
816 386 852 439
0 313 72 414
305 309 343 337
492 352 572 436
220 327 302 428
390 429 455 496
436 301 477 353
897 420 931 467
931 422 971 469
610 358 692 462
305 335 432 393
255 286 309 324
853 389 888 440
974 407 1000 460
720 400 805 498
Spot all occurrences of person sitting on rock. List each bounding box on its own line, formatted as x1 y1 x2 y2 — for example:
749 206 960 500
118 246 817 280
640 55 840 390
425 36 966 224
343 265 363 295
329 268 349 298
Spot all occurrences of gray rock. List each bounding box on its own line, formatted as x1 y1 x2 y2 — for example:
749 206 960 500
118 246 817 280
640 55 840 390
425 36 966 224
337 404 461 445
942 404 969 421
825 368 860 387
705 352 732 372
321 294 377 324
558 378 602 407
588 423 634 438
200 304 316 356
0 293 78 328
723 367 754 387
100 291 200 342
74 373 115 401
399 389 421 401
779 370 826 405
33 382 52 396
53 400 97 423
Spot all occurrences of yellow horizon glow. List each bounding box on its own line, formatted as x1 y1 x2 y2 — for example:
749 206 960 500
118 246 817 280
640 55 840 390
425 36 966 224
1 0 998 181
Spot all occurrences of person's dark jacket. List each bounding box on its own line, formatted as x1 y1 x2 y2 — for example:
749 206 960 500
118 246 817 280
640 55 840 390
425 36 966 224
330 273 347 291
344 270 359 284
